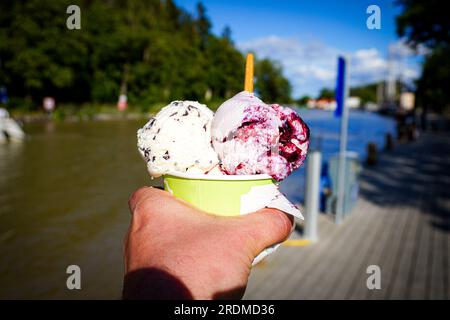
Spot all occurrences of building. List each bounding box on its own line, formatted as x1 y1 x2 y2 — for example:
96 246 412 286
307 97 360 111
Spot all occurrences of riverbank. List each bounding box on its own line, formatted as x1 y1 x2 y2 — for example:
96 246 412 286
12 110 148 123
5 100 229 123
8 104 149 123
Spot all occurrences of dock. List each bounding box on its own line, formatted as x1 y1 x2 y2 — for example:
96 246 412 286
244 132 450 300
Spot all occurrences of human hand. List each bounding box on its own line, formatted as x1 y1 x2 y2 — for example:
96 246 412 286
123 187 293 300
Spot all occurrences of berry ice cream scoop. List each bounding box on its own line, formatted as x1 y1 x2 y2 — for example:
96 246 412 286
137 101 219 177
211 91 309 181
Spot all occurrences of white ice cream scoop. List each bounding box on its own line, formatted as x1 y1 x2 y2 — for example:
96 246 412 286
137 101 219 177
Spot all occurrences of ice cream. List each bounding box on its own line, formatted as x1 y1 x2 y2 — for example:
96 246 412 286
137 101 219 177
137 92 309 181
211 91 309 181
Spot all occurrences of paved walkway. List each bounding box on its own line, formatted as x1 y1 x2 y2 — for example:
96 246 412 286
244 132 450 300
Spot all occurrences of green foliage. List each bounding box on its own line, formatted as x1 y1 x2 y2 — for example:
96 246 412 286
396 0 449 49
51 107 68 122
416 46 450 113
255 58 291 103
296 95 311 106
205 36 244 99
317 88 334 99
396 0 450 113
0 0 89 103
0 0 292 111
350 83 378 105
317 83 379 105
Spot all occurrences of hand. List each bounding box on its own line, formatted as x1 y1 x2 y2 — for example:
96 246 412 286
123 187 293 300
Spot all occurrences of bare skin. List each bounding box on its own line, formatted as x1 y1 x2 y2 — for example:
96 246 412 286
123 187 293 300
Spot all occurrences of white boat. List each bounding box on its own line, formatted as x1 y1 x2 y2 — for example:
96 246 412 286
0 108 25 142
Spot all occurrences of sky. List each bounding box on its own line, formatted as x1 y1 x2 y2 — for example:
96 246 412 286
175 0 424 98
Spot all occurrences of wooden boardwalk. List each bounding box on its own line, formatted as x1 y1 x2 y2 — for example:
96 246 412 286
244 132 450 300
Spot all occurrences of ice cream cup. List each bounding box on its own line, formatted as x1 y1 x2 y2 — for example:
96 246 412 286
163 172 276 216
163 171 303 265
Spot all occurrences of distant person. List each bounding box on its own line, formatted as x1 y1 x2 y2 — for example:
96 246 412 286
396 111 406 141
320 163 331 212
43 97 55 113
122 187 293 299
0 86 8 105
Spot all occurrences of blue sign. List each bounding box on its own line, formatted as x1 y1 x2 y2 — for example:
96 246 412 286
334 57 346 118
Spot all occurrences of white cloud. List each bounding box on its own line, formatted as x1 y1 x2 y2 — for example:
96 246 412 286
402 67 419 80
238 36 422 97
388 39 430 58
292 65 335 81
350 48 388 83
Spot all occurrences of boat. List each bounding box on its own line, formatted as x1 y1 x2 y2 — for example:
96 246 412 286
0 108 25 142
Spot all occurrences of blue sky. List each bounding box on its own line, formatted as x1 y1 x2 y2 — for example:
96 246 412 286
175 0 424 98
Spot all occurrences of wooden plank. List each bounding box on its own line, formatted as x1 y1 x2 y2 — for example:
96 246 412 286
245 214 337 299
268 217 339 299
407 197 432 299
247 247 301 299
367 203 412 299
359 147 422 299
325 201 385 299
344 207 394 299
429 181 447 299
249 218 332 299
445 197 450 301
346 202 401 299
244 216 328 299
245 246 299 299
429 221 445 299
245 133 450 300
281 208 364 299
385 198 422 299
439 153 450 300
363 205 400 299
309 201 374 299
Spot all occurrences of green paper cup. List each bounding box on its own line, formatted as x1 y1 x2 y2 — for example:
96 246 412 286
163 172 276 216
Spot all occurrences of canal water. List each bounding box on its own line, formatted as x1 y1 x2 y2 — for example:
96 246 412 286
0 110 395 299
281 109 396 203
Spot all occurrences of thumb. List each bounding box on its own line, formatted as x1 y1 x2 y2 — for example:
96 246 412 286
238 208 294 256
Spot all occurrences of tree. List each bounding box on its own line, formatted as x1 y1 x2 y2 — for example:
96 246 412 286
221 26 232 43
255 58 291 103
350 83 378 105
396 0 450 115
396 0 450 49
0 0 90 104
0 0 293 110
195 2 211 50
296 95 311 106
415 46 450 114
205 37 244 100
317 88 334 99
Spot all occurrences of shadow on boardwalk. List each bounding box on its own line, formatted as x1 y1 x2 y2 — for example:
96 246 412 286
359 133 450 233
244 132 450 300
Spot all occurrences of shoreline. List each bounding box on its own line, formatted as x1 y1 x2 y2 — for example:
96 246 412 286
12 111 150 124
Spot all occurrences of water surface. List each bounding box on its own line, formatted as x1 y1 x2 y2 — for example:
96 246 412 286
282 109 395 203
0 120 156 299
